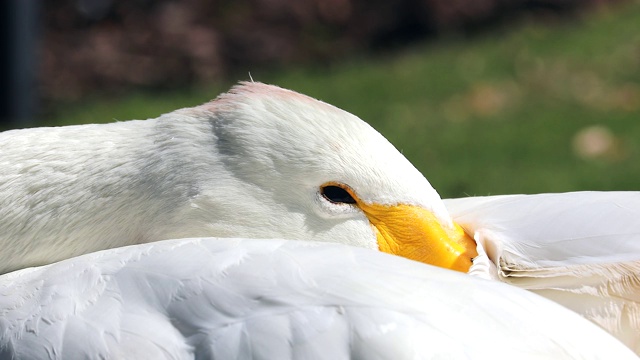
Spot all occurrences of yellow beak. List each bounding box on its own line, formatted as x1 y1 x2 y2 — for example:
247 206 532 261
359 202 478 273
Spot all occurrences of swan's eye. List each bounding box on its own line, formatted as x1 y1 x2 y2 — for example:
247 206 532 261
321 185 357 204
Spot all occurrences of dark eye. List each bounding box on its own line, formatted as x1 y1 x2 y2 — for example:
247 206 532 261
321 185 357 204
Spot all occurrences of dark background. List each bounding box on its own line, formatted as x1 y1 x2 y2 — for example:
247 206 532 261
1 0 622 128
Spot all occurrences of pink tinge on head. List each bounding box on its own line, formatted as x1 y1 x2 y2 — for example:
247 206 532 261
200 82 341 115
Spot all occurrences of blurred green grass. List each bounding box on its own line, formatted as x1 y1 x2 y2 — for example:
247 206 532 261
44 2 640 198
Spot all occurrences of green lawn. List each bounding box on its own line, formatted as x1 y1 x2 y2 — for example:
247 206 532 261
44 2 640 198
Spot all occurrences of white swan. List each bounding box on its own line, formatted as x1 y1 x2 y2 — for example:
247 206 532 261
1 82 639 356
1 237 636 359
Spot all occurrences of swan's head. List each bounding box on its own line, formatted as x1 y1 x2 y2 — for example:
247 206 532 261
166 82 477 272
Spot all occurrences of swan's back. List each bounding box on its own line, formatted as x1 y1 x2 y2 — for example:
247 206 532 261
1 237 635 359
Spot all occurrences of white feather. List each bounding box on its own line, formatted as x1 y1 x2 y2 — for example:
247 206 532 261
445 192 640 353
1 237 635 359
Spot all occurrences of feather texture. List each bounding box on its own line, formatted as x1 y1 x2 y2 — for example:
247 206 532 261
1 237 635 359
445 192 640 353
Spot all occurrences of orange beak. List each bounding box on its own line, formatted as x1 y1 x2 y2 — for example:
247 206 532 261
360 202 477 273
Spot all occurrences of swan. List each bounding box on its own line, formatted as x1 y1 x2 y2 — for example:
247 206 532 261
1 237 636 359
1 82 639 355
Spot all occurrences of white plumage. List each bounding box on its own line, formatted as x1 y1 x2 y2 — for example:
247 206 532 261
2 237 636 359
1 82 639 358
445 192 640 353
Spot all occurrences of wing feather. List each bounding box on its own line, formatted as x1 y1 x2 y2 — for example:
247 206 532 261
445 192 640 353
1 237 635 359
